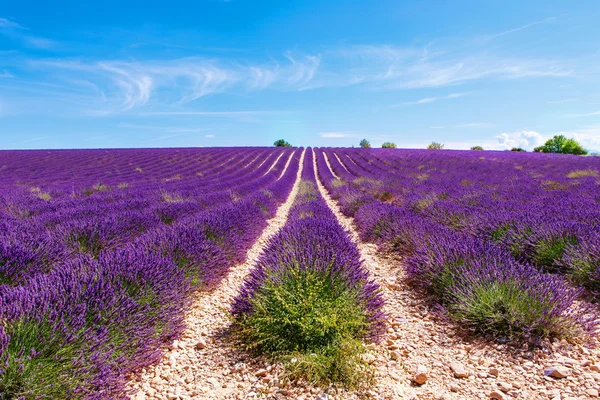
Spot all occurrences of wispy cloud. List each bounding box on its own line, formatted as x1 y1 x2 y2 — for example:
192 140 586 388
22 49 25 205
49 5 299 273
546 98 576 104
17 136 50 144
455 122 494 128
430 126 445 129
205 134 216 138
319 132 351 138
0 17 58 49
165 128 208 133
33 54 321 114
0 70 13 78
564 110 600 117
138 110 279 117
480 17 556 43
391 92 468 107
144 133 187 142
0 17 25 29
23 36 58 49
118 122 211 132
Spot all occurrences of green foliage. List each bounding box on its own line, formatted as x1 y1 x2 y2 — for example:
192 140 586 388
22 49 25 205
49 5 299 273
562 138 588 155
427 142 444 150
535 135 588 155
567 255 600 291
359 139 371 148
470 146 484 151
511 147 526 152
381 142 396 149
233 267 372 388
0 319 90 399
274 139 292 147
532 235 578 271
452 281 575 340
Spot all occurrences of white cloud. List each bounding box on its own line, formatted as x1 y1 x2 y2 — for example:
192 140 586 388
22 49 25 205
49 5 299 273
565 110 600 117
320 132 350 138
23 36 57 49
0 17 25 29
391 92 468 107
205 134 216 138
495 130 545 150
430 126 445 129
0 70 12 78
546 98 575 104
456 122 494 128
479 17 556 43
34 55 321 114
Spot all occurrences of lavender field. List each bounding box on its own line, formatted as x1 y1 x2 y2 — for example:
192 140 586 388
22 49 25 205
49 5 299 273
1 147 599 399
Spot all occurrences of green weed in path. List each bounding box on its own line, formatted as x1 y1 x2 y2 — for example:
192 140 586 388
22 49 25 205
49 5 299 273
233 267 374 389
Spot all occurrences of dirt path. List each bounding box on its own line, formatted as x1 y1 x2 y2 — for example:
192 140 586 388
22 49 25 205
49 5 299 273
128 149 306 400
313 155 600 400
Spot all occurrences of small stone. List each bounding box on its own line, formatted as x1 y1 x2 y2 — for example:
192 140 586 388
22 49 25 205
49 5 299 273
206 377 219 387
590 364 600 372
411 365 428 385
316 393 329 400
544 366 571 379
488 367 499 377
256 369 269 377
390 350 401 360
450 384 460 392
586 389 599 397
195 339 206 350
498 381 512 392
450 363 469 378
489 391 505 400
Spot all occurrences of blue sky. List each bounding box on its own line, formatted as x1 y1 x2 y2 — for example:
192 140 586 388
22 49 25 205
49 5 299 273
1 0 600 150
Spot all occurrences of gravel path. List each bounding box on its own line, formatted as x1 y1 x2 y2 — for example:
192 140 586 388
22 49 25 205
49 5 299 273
127 149 305 400
313 155 600 400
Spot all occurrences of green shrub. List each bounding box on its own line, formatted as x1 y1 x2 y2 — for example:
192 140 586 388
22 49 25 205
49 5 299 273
452 280 574 340
0 319 90 398
532 235 578 271
274 139 292 147
233 267 373 388
427 142 444 150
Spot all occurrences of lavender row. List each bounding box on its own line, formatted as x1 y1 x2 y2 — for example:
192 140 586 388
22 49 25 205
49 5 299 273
232 148 385 358
335 148 600 294
315 148 595 344
0 149 293 285
0 149 300 399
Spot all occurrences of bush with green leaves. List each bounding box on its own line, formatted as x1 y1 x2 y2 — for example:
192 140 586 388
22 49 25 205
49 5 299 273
274 139 292 147
470 146 484 151
359 139 371 148
427 142 444 150
381 142 397 149
511 147 526 152
534 135 587 155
